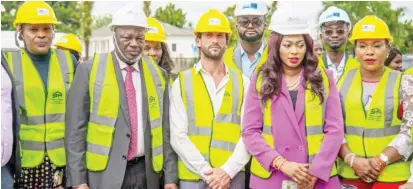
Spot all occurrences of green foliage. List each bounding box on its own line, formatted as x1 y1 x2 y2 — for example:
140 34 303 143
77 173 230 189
321 1 413 53
80 1 93 59
143 1 152 17
155 3 187 28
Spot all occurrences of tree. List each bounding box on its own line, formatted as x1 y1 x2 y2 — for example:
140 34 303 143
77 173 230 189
1 1 80 33
143 1 151 17
80 1 93 59
155 3 186 28
321 1 413 53
264 1 278 39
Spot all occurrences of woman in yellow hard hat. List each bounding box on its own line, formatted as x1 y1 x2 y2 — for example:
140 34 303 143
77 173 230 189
337 15 413 189
55 33 83 62
143 17 176 83
3 1 77 188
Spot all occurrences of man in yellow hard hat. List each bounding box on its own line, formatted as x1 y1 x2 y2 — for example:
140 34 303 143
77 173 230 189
170 9 250 189
143 17 176 83
55 33 83 62
65 3 177 189
2 1 77 188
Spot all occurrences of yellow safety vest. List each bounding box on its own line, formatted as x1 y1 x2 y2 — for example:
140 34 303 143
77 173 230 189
250 68 337 179
318 53 359 83
404 67 413 76
224 44 268 75
86 53 165 172
4 48 74 168
337 67 410 182
178 66 244 181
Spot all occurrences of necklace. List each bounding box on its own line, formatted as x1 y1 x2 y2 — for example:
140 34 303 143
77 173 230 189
286 75 300 91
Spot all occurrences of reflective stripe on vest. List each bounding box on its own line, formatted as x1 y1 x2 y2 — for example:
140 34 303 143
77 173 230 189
177 67 244 181
5 48 73 167
250 68 337 179
337 68 410 182
317 53 359 83
223 44 268 75
86 53 165 172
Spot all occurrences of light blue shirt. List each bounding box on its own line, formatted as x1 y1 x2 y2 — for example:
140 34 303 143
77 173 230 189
240 42 265 78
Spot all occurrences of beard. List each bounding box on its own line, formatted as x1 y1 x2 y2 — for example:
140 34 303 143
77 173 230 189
239 30 264 42
201 45 226 60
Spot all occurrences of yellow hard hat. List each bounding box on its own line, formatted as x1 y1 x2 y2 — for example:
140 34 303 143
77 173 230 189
194 9 232 35
349 15 392 44
54 33 82 53
145 17 166 43
13 1 59 28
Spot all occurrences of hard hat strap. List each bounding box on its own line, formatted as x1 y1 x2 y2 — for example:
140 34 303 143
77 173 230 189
113 31 139 64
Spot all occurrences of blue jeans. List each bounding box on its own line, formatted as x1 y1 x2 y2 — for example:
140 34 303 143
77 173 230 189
1 164 14 189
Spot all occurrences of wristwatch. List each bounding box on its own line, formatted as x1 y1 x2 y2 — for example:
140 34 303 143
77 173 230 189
379 153 389 165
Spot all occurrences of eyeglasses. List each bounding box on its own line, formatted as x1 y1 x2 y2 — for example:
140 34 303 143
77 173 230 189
237 19 264 27
321 28 348 36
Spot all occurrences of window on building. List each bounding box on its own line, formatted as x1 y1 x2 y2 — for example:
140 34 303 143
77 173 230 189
172 43 177 52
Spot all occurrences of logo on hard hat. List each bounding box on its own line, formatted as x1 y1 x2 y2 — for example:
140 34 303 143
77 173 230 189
37 8 50 16
242 3 258 9
326 12 340 19
362 25 376 32
208 18 221 26
148 27 159 34
59 38 68 43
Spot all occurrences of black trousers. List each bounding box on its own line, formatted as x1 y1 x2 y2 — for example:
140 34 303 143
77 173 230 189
121 157 147 189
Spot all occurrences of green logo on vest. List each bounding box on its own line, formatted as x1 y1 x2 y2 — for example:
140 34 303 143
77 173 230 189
51 91 63 104
224 91 231 101
368 108 382 121
149 96 157 109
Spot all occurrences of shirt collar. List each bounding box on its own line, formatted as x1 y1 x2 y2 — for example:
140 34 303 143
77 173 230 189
115 52 140 72
240 41 266 57
326 54 346 69
194 61 229 75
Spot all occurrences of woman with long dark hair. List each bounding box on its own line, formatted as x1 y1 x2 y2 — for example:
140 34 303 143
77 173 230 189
384 47 403 71
143 17 176 83
241 11 343 189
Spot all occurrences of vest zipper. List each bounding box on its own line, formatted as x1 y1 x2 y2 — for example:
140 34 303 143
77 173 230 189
360 78 368 158
200 74 216 166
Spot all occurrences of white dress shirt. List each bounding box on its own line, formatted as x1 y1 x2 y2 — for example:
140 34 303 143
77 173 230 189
326 55 346 82
170 62 251 180
116 55 144 157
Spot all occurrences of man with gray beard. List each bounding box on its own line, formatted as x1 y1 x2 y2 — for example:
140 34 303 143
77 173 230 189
224 2 268 78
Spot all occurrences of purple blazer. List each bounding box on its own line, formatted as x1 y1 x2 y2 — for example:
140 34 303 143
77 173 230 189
242 70 344 189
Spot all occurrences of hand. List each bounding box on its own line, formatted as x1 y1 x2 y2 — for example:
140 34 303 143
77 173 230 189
73 184 89 189
352 157 379 183
279 161 312 185
164 183 178 189
204 168 231 189
298 175 317 189
400 182 413 189
368 157 384 173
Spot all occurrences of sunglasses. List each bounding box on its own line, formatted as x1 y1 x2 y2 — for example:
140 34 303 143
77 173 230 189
238 19 264 27
321 28 348 36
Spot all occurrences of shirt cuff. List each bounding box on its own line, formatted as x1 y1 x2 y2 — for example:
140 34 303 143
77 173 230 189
388 134 413 159
221 163 237 179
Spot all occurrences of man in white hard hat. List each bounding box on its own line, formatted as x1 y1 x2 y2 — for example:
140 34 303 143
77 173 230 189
224 1 268 78
318 6 359 83
65 4 178 189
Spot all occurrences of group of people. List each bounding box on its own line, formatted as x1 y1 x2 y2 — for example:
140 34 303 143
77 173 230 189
1 1 413 189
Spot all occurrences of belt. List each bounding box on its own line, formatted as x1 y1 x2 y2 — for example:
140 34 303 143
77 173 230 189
127 156 145 166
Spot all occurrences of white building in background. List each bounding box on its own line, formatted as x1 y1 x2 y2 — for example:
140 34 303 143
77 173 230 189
88 21 197 58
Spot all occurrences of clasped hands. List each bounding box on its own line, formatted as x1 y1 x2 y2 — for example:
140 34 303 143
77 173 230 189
272 156 317 189
351 156 385 183
204 168 231 189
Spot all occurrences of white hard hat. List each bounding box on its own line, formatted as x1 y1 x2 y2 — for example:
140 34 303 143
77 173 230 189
234 2 268 16
318 6 351 29
268 9 309 35
109 3 147 30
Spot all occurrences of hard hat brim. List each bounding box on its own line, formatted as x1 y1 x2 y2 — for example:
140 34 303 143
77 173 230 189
13 20 61 28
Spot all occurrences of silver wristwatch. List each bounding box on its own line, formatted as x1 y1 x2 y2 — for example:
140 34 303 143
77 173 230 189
379 153 389 165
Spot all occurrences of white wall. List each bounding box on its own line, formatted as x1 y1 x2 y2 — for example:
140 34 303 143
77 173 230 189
88 35 197 59
166 36 198 58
